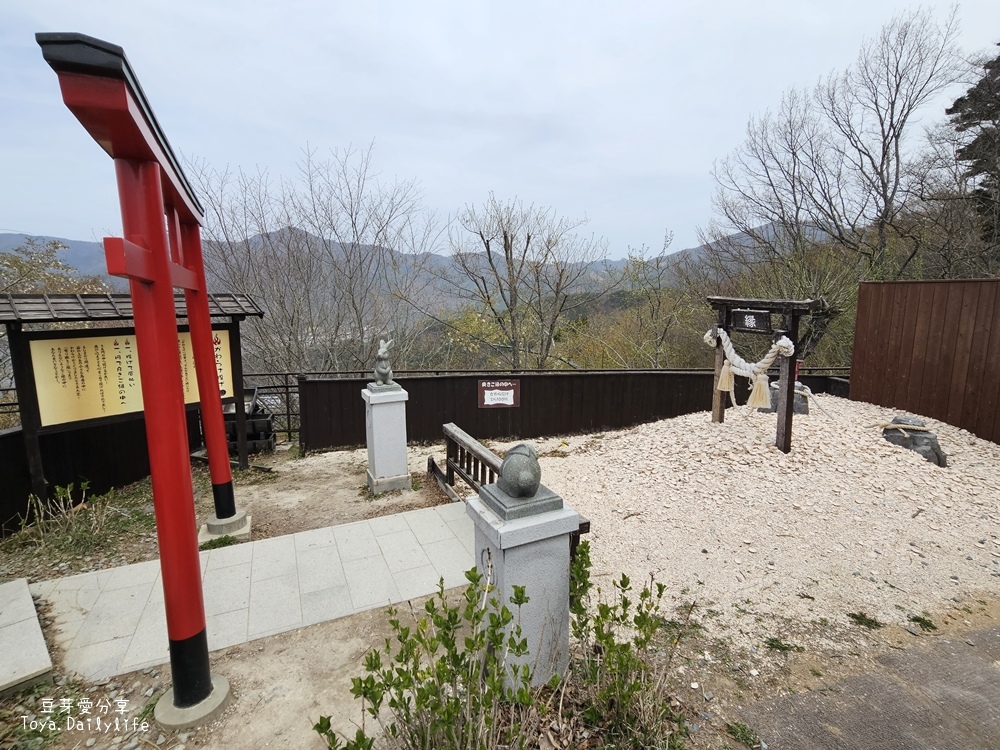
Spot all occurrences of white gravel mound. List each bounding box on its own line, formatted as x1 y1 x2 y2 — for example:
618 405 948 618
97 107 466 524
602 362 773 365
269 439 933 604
526 394 1000 643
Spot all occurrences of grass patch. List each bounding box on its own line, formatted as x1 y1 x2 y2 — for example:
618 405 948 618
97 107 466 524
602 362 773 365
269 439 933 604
539 448 570 458
764 636 804 654
847 611 884 630
358 482 406 501
0 680 86 748
908 613 938 632
725 720 761 748
136 696 158 723
199 535 240 551
233 466 278 486
1 481 155 564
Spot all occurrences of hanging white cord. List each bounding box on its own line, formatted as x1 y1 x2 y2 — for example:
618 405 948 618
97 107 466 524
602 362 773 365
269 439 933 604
704 327 794 408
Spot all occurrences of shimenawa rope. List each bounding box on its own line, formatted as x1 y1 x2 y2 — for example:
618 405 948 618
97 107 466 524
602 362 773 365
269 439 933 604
703 327 795 409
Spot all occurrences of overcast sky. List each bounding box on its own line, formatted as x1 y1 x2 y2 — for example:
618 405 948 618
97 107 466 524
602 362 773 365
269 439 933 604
2 2 998 259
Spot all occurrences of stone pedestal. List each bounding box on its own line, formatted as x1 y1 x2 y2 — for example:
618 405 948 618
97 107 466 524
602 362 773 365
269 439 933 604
362 383 411 494
198 509 252 544
466 492 581 687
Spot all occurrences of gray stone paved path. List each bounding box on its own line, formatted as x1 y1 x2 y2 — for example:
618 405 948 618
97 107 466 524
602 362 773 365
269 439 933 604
739 625 1000 750
25 503 474 682
0 578 53 696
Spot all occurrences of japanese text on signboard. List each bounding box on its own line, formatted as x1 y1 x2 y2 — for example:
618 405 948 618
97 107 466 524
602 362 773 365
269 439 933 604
478 379 520 408
29 330 232 427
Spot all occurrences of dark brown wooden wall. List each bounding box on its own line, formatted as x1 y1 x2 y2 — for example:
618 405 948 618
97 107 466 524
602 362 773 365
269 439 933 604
299 370 837 452
300 371 723 452
851 279 1000 443
1 411 202 535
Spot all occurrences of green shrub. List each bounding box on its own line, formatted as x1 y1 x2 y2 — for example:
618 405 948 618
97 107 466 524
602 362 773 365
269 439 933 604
314 541 692 749
313 565 535 750
569 541 688 749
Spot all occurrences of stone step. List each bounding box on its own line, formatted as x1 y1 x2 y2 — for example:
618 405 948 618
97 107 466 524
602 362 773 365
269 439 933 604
0 578 52 697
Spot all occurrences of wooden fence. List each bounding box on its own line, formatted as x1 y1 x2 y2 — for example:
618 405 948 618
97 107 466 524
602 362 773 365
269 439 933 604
851 279 1000 444
1 368 844 534
299 370 841 453
1 412 202 535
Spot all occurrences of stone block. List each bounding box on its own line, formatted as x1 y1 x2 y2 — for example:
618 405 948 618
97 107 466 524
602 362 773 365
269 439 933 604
466 496 580 687
363 385 411 494
882 416 947 467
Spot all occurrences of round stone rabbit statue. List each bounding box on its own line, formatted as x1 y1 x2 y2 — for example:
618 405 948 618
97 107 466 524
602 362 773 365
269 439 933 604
373 339 394 385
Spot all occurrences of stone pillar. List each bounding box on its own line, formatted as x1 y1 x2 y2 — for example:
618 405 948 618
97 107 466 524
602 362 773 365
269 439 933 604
465 444 581 687
362 383 412 494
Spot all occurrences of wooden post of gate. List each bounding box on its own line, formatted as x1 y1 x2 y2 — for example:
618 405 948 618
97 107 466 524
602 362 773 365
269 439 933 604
711 306 727 424
775 311 801 454
707 297 819 453
37 32 234 724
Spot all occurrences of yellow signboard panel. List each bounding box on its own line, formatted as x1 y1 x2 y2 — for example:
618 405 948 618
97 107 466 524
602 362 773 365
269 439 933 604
30 330 233 428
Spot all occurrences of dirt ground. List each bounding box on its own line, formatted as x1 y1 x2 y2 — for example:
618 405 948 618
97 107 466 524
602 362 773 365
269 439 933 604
4 411 1000 750
205 442 451 539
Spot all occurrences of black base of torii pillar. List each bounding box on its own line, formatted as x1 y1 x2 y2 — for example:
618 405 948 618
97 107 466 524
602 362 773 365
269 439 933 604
707 296 820 453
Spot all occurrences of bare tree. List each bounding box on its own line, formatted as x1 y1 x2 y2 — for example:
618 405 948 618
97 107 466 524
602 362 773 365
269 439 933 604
443 194 614 370
813 6 965 273
191 144 442 373
559 237 707 369
709 88 826 265
700 89 855 360
698 7 967 361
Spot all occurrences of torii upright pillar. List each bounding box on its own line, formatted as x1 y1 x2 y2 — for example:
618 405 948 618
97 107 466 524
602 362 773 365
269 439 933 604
38 32 238 724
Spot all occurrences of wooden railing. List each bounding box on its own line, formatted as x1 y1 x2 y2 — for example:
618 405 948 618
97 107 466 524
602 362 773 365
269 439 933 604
428 423 501 502
427 422 590 558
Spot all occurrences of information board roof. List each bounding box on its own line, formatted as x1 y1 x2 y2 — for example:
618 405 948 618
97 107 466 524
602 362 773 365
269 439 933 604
0 293 264 324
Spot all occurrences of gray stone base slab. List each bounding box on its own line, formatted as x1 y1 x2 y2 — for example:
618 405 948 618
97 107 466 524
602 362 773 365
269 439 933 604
154 675 232 730
205 509 249 535
199 514 252 544
479 482 563 520
367 470 412 495
0 579 53 697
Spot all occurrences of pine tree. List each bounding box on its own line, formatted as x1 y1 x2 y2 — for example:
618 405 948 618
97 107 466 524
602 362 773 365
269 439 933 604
947 44 1000 247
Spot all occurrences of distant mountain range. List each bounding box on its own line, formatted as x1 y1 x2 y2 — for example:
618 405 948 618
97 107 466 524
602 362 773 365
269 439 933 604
0 233 110 280
0 230 712 294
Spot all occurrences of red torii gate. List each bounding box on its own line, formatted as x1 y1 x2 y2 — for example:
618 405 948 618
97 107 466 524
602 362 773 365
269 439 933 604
37 33 235 720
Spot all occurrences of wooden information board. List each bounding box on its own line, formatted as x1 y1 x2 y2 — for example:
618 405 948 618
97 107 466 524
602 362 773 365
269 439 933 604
29 330 232 427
